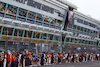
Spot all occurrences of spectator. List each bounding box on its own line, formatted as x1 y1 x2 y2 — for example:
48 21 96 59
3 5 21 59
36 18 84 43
41 52 44 66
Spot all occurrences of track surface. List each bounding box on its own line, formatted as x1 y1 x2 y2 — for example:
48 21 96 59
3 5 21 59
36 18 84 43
34 61 100 67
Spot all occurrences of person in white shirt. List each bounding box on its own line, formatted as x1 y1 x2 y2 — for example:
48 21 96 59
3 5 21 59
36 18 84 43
25 49 28 54
7 48 11 54
18 53 22 66
76 53 79 62
44 52 46 65
3 54 7 67
96 53 99 61
65 53 68 63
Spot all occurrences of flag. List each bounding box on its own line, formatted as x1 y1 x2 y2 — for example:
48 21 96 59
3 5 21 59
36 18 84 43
68 10 74 24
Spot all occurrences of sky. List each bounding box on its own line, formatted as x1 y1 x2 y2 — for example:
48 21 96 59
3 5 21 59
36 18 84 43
66 0 100 21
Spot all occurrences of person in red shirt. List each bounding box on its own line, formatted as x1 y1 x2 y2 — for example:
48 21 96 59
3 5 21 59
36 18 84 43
7 54 11 67
47 52 51 65
11 53 16 67
58 53 61 64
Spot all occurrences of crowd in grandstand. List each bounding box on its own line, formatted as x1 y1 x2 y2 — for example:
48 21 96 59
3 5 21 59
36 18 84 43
0 48 100 67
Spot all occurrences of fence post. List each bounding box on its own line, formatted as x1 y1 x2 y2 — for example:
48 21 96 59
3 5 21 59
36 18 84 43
17 39 21 52
5 37 9 52
28 39 32 52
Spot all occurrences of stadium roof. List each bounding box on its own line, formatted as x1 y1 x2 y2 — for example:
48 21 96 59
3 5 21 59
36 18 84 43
43 0 78 10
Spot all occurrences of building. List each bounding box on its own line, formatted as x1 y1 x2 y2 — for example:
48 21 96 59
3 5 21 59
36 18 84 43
63 10 100 53
0 0 100 53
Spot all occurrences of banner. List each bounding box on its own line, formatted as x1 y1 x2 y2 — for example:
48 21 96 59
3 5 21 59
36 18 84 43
47 40 51 44
23 38 30 42
68 10 74 24
1 36 12 41
13 37 22 41
53 41 58 44
65 42 69 45
32 39 39 43
40 40 46 43
74 43 77 45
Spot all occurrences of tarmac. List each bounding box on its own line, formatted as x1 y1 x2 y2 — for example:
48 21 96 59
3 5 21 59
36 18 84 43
32 61 100 67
